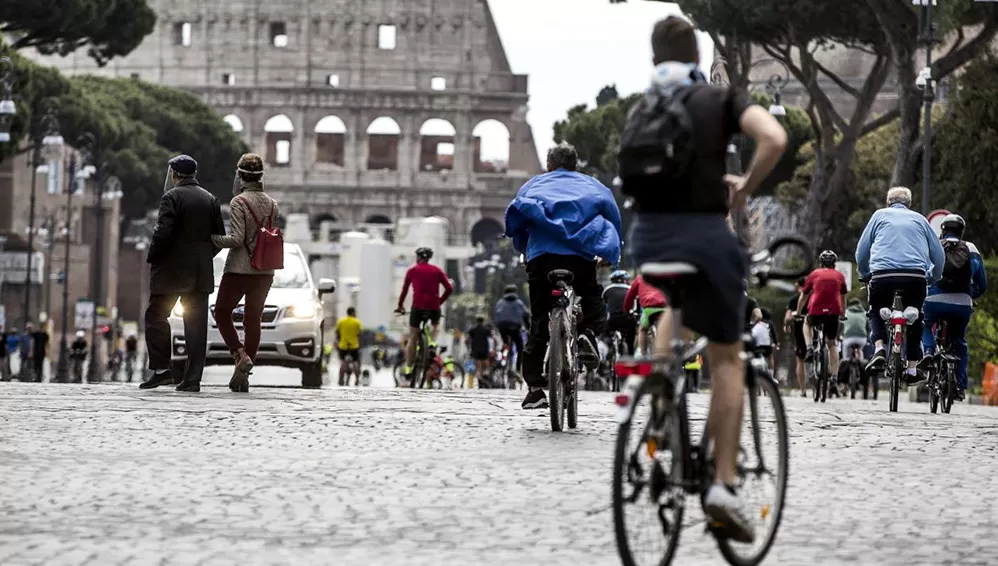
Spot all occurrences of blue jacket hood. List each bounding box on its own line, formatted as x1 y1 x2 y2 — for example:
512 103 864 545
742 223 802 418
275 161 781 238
503 170 623 264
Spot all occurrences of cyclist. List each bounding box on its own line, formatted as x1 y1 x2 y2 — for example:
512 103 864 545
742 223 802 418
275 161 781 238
856 186 944 384
466 314 493 386
504 142 622 410
493 284 529 375
918 214 987 401
621 16 787 542
395 247 453 380
623 274 666 357
750 307 778 372
798 250 848 381
784 277 809 396
336 307 363 385
70 330 88 381
840 298 869 379
603 270 636 356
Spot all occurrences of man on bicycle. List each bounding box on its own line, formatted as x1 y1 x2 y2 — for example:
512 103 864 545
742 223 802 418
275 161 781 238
504 142 622 410
918 214 987 401
623 274 666 357
493 284 529 375
395 247 453 380
798 250 848 381
856 187 944 384
70 330 88 381
336 307 363 385
840 298 869 383
621 16 787 542
603 270 636 356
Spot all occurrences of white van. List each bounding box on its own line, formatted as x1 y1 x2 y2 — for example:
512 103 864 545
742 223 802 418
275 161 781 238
168 244 336 387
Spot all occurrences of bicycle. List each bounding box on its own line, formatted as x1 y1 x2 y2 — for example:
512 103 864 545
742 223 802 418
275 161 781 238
125 351 137 383
612 235 810 566
877 291 920 412
339 352 361 386
602 329 626 392
807 322 831 403
925 321 959 414
545 268 583 432
843 343 866 399
395 310 433 389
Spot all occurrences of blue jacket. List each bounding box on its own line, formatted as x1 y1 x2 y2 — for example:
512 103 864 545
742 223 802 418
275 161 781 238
925 237 988 306
504 169 622 264
855 204 945 282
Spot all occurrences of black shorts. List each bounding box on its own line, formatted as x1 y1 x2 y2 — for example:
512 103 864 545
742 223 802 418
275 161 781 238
755 345 774 358
606 313 635 334
338 348 360 362
807 315 840 340
471 349 491 361
409 308 441 329
793 321 807 358
629 214 747 344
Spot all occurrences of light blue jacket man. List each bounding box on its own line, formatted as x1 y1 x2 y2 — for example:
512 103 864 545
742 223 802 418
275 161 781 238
855 203 945 282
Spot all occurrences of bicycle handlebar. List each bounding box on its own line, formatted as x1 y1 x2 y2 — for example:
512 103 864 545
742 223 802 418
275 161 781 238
749 235 813 287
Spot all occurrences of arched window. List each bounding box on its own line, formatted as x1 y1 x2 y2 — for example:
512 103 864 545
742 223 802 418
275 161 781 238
314 116 347 166
472 119 510 173
264 114 294 167
366 117 401 171
418 119 457 172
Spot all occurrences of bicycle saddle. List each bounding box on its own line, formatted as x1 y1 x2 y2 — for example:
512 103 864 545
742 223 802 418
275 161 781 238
547 269 575 284
640 262 699 279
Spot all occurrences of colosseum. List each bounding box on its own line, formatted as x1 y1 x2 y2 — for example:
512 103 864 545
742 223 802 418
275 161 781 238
27 0 543 251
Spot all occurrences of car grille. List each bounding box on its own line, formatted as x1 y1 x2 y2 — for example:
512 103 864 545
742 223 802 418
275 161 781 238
211 305 279 324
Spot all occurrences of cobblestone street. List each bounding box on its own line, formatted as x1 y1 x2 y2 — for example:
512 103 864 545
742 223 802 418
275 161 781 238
2 368 997 565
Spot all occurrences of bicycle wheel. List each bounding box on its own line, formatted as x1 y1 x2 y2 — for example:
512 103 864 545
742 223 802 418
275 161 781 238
548 312 566 432
887 346 900 413
810 358 820 403
567 350 579 429
928 372 939 414
613 384 685 566
715 374 789 566
412 334 428 389
941 369 954 414
819 349 829 403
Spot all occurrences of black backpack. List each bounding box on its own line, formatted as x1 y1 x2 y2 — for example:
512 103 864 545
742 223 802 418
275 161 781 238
617 84 704 194
938 239 972 291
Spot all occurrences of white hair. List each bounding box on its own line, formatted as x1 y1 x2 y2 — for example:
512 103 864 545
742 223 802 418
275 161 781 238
886 186 912 207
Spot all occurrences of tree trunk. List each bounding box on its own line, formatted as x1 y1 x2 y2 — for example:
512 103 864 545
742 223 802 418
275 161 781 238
888 40 923 189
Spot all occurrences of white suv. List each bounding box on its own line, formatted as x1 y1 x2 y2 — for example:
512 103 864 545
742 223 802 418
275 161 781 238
168 244 336 387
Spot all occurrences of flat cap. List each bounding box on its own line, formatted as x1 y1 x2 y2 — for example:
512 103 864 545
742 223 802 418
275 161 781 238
168 154 198 175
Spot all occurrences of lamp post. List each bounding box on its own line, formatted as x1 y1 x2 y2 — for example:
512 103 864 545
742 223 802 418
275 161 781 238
914 0 939 216
0 56 15 143
23 99 64 329
711 57 790 245
86 174 122 383
56 133 95 383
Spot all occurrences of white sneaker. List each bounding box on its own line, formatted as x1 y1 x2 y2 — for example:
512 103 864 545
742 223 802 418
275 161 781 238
703 483 755 543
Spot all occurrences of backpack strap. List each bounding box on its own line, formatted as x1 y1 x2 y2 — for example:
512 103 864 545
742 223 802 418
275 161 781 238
235 195 266 258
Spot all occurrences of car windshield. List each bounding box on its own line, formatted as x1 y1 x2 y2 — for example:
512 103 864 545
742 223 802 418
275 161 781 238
213 249 310 289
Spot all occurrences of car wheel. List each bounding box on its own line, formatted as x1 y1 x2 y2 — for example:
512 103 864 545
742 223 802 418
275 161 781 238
301 361 323 389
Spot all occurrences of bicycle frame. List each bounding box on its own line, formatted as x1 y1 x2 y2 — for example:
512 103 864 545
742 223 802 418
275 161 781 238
878 292 920 411
543 281 580 373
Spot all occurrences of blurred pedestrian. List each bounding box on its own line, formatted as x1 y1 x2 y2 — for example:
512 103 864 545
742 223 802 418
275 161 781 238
0 324 9 381
211 153 279 393
140 154 226 392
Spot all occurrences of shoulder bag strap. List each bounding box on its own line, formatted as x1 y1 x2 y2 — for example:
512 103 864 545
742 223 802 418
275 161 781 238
236 195 264 258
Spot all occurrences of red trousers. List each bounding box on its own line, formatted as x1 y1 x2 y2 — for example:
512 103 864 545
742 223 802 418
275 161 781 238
214 273 273 360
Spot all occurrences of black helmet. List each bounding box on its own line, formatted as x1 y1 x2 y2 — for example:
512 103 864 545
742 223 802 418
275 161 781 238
940 213 965 238
415 247 433 260
818 250 837 268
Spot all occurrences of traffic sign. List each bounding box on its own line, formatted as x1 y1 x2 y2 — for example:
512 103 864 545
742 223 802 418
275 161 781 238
927 209 950 237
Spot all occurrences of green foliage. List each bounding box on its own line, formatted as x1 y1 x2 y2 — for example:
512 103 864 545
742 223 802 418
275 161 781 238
967 258 998 386
0 49 248 219
552 92 640 177
596 85 620 107
934 51 998 255
741 92 814 196
0 0 156 66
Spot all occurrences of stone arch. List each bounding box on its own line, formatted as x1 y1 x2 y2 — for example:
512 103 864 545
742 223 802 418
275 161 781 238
314 115 347 166
472 119 510 173
362 214 395 242
223 114 244 132
366 116 401 171
470 217 504 249
263 114 294 167
310 212 339 241
418 118 456 172
364 214 392 224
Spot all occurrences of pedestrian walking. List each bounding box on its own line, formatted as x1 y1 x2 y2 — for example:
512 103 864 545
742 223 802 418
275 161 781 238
211 153 279 393
140 154 226 392
27 324 49 382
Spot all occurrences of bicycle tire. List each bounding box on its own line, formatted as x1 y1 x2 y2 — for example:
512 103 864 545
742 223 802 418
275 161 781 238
715 375 789 566
887 345 900 413
548 310 566 432
567 353 579 429
613 385 684 566
941 370 954 414
412 332 429 389
928 371 939 414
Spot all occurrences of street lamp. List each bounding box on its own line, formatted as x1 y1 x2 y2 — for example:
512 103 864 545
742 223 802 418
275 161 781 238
86 174 122 383
0 56 15 144
23 99 64 329
913 0 939 216
56 132 96 383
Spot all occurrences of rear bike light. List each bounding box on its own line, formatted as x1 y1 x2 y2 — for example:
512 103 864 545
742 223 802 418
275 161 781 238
551 289 563 297
615 361 654 377
614 394 630 407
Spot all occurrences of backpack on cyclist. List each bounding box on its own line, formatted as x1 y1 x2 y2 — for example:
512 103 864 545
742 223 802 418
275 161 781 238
238 196 284 270
617 84 705 198
938 239 972 291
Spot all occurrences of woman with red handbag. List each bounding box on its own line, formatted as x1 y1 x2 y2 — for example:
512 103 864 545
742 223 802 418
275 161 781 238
211 153 283 392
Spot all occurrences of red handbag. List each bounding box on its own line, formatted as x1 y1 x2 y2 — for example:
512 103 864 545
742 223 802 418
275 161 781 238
239 196 284 270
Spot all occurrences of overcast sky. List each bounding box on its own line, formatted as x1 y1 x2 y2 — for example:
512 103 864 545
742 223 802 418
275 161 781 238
486 0 714 161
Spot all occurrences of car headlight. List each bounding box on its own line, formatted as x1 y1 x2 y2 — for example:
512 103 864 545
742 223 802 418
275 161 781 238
171 300 183 317
287 302 318 319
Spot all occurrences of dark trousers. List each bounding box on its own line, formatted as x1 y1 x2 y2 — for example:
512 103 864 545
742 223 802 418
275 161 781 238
522 254 606 388
214 273 273 360
497 322 525 373
606 313 637 355
867 274 926 362
146 292 209 383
